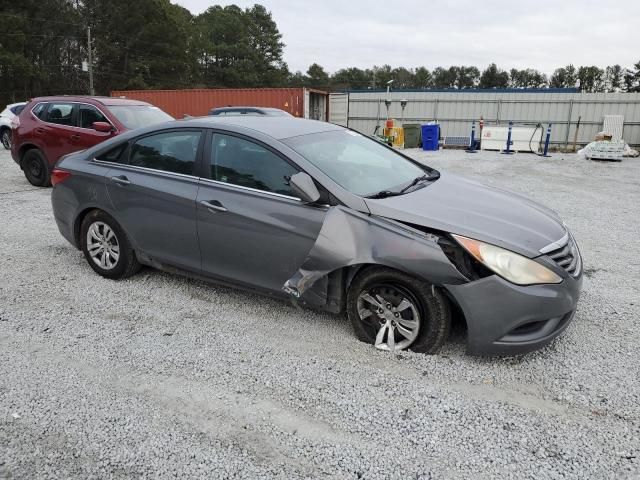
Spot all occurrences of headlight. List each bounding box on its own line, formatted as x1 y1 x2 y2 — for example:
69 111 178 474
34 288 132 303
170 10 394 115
452 234 562 286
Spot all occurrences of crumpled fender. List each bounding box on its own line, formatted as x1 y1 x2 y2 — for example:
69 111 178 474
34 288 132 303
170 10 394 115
283 206 468 304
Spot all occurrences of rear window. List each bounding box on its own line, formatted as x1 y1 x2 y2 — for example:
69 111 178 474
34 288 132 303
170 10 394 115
108 105 173 130
11 105 25 115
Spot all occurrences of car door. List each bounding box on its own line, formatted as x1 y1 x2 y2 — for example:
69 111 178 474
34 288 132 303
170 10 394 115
74 103 116 150
102 129 204 272
196 131 327 293
39 102 77 163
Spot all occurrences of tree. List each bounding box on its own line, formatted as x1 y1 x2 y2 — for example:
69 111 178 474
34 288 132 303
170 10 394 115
371 64 393 88
456 66 480 89
577 66 605 92
549 64 578 88
391 67 414 88
331 67 372 89
605 65 625 92
194 4 287 88
624 61 640 92
432 67 456 88
413 67 433 89
306 63 329 87
479 63 509 89
509 68 548 88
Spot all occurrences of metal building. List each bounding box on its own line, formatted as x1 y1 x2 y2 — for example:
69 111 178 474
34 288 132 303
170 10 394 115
330 89 640 147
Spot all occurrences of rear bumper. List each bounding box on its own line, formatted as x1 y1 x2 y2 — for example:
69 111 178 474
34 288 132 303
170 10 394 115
445 273 582 356
51 186 80 248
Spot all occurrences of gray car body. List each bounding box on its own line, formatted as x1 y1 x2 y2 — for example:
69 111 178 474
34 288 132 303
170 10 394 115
51 116 582 355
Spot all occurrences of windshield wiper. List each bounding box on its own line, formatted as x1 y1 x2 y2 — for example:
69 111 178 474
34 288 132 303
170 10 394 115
399 171 440 194
366 172 440 199
366 190 402 199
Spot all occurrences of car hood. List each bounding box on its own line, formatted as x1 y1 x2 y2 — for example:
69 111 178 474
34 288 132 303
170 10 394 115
364 172 566 258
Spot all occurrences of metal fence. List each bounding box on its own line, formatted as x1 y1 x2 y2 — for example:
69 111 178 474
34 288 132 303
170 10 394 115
338 90 640 148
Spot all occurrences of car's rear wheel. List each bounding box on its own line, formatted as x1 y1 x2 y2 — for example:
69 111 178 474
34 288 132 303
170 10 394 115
22 149 50 187
80 210 140 279
347 267 450 354
1 128 11 150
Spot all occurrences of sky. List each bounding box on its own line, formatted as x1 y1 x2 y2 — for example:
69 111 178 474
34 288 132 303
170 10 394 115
174 0 640 75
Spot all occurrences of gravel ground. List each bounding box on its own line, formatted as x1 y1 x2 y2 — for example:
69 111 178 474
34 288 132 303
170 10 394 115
0 147 638 479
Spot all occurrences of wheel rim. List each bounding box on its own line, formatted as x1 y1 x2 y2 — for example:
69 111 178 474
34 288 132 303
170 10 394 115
86 221 120 270
28 158 43 180
356 283 421 351
1 131 10 149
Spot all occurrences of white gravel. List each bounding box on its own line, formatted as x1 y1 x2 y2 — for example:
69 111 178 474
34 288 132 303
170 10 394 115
0 147 638 479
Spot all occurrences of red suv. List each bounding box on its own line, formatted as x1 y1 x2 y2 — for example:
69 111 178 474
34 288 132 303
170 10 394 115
11 96 173 186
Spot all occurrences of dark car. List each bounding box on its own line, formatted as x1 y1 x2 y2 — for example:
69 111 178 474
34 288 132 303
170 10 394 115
50 116 582 356
209 106 292 117
11 96 173 186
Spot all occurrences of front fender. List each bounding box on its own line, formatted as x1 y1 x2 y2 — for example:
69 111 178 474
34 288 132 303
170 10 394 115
283 206 467 306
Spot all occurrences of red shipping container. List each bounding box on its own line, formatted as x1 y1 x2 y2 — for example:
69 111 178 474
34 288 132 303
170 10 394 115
110 88 328 120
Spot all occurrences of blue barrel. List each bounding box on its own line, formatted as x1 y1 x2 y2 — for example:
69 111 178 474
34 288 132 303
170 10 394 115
421 124 440 151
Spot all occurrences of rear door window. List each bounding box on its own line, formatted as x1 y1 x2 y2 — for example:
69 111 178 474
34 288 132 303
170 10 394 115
44 103 75 126
96 143 128 163
79 104 110 129
129 130 201 175
32 103 48 120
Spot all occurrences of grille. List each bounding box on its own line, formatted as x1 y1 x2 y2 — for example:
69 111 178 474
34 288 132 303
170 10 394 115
545 235 581 277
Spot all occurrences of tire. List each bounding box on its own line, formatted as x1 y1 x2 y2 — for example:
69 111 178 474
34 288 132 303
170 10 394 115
22 149 51 187
1 128 11 150
80 210 141 280
346 267 450 354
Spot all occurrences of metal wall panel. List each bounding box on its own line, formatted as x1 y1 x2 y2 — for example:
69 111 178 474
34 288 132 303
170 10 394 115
345 91 640 147
329 93 348 126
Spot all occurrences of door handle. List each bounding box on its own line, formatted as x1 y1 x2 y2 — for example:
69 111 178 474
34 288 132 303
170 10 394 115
35 128 45 134
70 134 81 141
199 200 228 212
110 175 131 186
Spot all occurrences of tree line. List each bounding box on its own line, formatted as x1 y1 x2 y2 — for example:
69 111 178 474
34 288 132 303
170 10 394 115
298 62 640 92
1 1 640 108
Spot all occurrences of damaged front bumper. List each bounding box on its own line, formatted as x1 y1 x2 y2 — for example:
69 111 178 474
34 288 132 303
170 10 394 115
445 273 582 355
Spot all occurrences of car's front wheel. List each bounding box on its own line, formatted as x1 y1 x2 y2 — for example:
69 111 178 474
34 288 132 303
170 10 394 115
347 267 450 354
1 128 11 150
22 149 50 187
80 210 141 279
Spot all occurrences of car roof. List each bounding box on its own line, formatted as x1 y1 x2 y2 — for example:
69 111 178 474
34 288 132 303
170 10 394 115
211 106 286 112
179 116 344 140
29 95 151 107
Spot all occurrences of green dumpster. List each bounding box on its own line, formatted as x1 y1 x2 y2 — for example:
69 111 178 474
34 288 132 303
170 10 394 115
403 123 421 148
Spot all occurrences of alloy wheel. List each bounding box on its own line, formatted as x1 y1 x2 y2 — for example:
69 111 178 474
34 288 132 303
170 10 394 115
1 130 10 149
356 283 421 351
86 221 120 270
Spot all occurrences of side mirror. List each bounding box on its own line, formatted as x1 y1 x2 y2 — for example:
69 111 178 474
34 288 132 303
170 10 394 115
92 121 113 133
289 172 320 204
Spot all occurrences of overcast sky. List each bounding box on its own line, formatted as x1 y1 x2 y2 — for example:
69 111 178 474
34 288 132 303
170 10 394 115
174 0 640 75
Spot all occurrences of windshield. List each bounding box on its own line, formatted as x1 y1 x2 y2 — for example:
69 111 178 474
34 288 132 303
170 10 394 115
109 105 173 130
283 130 429 197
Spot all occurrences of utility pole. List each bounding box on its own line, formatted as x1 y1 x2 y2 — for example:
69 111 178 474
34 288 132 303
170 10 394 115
87 26 94 95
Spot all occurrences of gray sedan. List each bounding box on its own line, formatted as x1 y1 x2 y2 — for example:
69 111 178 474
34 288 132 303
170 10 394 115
50 116 582 355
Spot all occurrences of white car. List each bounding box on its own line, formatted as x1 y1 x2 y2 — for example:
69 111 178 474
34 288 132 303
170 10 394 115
0 102 27 149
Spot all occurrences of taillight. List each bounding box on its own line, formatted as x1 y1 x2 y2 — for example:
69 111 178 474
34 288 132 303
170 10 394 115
51 169 72 186
10 117 19 129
